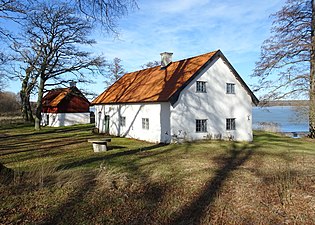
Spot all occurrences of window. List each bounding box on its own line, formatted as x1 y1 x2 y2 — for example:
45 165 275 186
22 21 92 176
196 119 207 132
142 118 149 130
196 81 206 93
120 116 126 127
226 83 235 94
226 118 236 130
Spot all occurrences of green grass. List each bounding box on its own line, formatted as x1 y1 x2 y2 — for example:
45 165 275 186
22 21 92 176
1 124 315 224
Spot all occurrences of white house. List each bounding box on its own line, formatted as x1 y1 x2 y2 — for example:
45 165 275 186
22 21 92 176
41 84 91 127
92 50 259 143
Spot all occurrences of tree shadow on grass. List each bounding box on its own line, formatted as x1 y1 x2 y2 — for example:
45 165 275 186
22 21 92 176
40 144 173 225
0 124 94 140
40 171 97 225
167 142 258 225
0 136 89 156
57 143 168 170
253 131 302 147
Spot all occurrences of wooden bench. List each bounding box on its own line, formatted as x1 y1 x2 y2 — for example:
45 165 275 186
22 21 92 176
88 138 111 152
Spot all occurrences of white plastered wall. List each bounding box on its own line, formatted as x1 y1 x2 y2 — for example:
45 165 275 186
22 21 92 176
41 112 90 127
170 57 253 142
95 102 171 143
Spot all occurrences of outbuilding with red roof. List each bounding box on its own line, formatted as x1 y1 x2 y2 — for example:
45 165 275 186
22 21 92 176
41 84 90 127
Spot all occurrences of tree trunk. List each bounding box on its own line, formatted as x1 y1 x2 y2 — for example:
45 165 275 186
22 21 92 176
20 90 29 121
20 68 35 122
310 0 315 138
34 78 45 130
26 94 34 122
20 91 34 123
20 71 30 121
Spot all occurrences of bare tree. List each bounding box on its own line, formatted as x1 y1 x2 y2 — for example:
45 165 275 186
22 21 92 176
253 0 315 137
0 0 25 90
0 0 25 24
9 39 42 122
104 57 125 87
141 60 160 69
0 0 27 44
1 0 137 32
13 2 105 130
74 0 138 32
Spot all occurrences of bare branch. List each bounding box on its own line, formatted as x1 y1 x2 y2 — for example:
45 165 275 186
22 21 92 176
253 0 312 100
253 0 315 136
74 0 138 33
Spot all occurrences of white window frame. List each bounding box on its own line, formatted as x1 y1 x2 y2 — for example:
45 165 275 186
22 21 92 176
196 81 207 93
226 83 235 94
142 118 149 130
226 118 236 130
196 119 207 132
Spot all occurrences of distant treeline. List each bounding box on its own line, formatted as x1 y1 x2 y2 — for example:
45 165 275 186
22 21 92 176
258 100 309 107
0 92 21 116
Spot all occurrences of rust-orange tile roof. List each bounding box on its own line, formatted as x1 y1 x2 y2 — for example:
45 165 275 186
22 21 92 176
92 51 219 104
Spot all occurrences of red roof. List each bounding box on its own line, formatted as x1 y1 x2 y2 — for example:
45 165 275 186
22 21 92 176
42 86 90 113
92 50 259 105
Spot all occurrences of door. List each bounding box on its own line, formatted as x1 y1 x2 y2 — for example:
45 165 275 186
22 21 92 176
46 114 49 126
104 115 110 134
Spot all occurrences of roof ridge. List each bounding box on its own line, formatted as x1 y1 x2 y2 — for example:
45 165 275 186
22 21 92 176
181 50 219 61
125 50 220 75
91 50 220 105
43 86 90 107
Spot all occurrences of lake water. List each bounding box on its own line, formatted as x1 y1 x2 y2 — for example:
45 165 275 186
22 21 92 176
253 106 309 132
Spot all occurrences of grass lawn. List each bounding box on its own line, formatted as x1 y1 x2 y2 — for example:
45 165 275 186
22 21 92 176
0 124 314 225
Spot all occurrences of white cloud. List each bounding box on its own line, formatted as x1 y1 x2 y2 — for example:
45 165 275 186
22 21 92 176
87 0 286 95
149 0 210 13
4 0 288 100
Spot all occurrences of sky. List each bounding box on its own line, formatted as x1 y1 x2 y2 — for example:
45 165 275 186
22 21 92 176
4 0 286 100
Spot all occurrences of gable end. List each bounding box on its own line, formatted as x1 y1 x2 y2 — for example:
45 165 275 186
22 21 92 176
218 52 259 106
169 51 220 105
169 50 259 106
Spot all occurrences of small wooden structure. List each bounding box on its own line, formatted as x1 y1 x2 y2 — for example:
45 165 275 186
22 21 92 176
88 138 111 152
